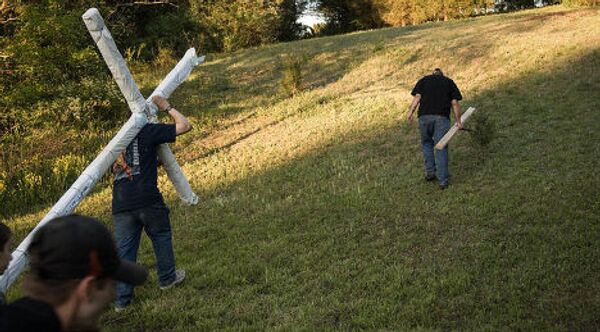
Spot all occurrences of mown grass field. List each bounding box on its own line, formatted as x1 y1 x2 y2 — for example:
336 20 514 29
3 5 600 330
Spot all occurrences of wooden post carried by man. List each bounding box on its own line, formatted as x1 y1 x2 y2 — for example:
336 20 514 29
435 107 477 150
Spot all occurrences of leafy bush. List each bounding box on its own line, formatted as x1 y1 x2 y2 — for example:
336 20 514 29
117 5 207 61
51 153 88 192
280 53 308 96
468 110 496 148
153 45 178 68
0 4 126 132
190 0 284 52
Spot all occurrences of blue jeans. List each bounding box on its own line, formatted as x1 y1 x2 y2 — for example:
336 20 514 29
418 115 451 186
113 201 177 307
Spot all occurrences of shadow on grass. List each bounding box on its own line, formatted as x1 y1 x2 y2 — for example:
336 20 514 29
496 6 598 22
102 48 600 331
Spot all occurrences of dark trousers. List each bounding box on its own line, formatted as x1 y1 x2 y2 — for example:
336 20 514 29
113 201 176 307
418 115 451 186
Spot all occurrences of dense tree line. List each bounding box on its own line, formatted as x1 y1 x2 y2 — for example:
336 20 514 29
312 0 573 33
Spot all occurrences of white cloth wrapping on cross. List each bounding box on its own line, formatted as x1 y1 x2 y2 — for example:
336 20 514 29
145 48 206 118
0 113 148 292
83 9 147 114
0 8 203 291
83 8 200 205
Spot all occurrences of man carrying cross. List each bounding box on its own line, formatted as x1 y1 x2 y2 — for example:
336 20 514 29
112 95 192 311
0 8 202 298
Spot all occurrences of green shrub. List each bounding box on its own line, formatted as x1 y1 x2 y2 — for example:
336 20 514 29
190 0 282 52
153 45 178 68
280 53 308 96
468 110 496 148
51 153 88 192
0 5 126 132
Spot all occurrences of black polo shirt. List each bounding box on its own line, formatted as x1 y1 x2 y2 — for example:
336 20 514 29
411 74 462 118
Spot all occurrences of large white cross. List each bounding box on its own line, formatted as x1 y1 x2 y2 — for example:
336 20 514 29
0 8 202 292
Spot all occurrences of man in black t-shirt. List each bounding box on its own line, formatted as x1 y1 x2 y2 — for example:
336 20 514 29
112 95 192 310
0 215 147 331
407 68 463 189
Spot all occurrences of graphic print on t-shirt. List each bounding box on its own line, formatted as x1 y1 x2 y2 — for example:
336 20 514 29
114 138 141 181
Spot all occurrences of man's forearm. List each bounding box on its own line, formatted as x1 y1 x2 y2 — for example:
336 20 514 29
452 100 462 126
408 95 421 114
407 95 421 122
168 107 192 135
151 95 192 135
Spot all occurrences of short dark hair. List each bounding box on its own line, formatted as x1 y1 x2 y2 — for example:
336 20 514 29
23 275 80 306
0 223 11 248
433 68 444 76
23 273 112 307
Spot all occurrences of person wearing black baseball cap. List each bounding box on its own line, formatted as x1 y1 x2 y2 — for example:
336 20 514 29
0 215 148 331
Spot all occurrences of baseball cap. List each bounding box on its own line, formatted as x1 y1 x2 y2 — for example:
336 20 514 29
28 215 147 286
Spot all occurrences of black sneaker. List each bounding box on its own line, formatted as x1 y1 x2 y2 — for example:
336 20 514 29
439 184 449 190
425 174 436 182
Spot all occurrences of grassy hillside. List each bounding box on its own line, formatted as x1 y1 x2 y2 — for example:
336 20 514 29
4 5 600 330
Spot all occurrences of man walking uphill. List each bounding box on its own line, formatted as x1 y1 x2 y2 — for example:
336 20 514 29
407 68 463 189
112 95 192 310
